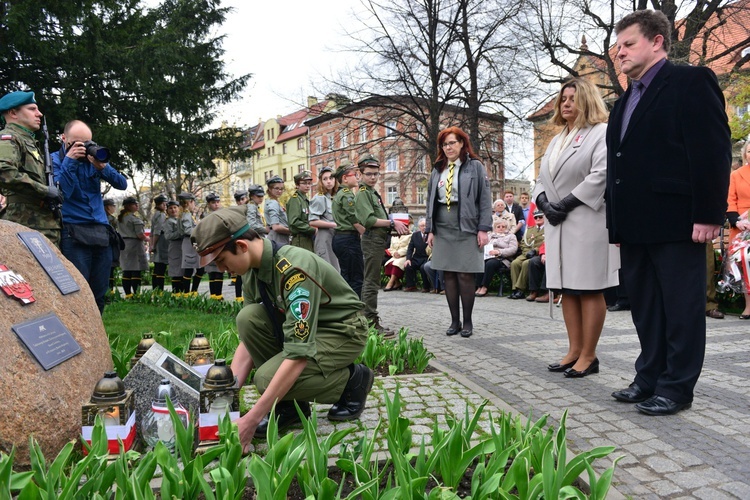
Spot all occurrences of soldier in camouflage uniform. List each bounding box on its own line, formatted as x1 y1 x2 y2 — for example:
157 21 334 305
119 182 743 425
354 155 409 336
286 170 316 252
0 91 62 245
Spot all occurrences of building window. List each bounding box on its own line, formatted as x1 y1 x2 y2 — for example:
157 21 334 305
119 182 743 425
297 137 305 149
359 125 367 143
387 186 398 205
283 168 287 181
416 156 426 173
341 130 348 148
327 133 335 151
298 164 305 174
417 185 426 205
282 143 288 154
386 155 398 172
315 138 322 154
385 120 397 138
491 139 499 152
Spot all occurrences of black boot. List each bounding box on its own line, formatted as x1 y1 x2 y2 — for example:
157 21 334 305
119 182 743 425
327 364 375 421
254 400 310 439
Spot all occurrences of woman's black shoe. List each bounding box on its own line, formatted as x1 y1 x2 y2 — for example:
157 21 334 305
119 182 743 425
547 359 578 372
563 358 599 378
446 323 462 336
459 328 473 338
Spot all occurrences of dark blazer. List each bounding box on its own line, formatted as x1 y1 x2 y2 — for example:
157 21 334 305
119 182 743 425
605 61 731 244
406 231 429 266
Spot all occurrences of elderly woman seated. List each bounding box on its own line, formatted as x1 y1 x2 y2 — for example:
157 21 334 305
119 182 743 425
383 223 412 291
475 218 518 297
492 199 517 235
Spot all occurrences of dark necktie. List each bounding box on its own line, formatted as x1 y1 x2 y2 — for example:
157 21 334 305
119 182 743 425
620 81 643 140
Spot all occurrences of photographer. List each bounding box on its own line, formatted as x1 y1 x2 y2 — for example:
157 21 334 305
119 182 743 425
53 119 127 314
0 90 62 245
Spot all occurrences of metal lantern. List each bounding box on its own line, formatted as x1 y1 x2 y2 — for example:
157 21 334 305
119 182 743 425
130 333 156 367
81 372 137 454
141 379 189 452
184 333 214 366
198 359 240 447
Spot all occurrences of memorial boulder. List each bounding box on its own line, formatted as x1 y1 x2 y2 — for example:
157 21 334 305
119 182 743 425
0 221 112 467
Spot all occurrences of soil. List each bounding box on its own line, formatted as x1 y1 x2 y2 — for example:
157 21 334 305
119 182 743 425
372 363 438 378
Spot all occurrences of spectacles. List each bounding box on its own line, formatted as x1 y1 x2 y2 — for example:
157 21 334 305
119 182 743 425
344 171 360 178
442 140 460 149
534 215 544 219
362 172 380 178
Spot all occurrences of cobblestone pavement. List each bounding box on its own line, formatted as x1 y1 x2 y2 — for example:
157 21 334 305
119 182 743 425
186 279 750 498
373 289 750 499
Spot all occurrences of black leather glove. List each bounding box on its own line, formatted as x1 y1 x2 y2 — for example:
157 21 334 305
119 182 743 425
46 185 63 203
550 193 584 214
536 191 566 226
525 249 537 259
727 211 740 228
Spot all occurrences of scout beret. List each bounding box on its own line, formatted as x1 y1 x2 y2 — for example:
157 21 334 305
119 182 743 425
103 198 116 207
233 190 248 201
178 192 196 201
123 196 138 205
205 192 220 202
0 91 36 113
191 206 251 267
294 170 313 183
266 175 284 186
533 209 544 217
357 154 379 168
167 200 179 208
248 184 265 197
319 166 334 176
153 194 168 204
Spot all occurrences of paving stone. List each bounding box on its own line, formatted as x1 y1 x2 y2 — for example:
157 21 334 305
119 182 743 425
648 479 683 496
721 481 750 498
693 488 736 500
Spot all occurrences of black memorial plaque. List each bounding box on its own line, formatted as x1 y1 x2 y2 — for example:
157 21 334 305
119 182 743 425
18 231 80 295
12 313 82 370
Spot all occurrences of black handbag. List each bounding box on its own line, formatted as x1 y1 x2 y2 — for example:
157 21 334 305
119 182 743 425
67 223 110 248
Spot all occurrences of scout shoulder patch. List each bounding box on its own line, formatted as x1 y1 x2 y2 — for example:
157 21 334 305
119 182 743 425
276 257 292 273
290 298 310 320
293 320 310 340
284 272 306 291
287 286 310 302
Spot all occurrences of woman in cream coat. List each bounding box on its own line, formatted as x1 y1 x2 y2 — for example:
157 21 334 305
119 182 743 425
533 78 619 378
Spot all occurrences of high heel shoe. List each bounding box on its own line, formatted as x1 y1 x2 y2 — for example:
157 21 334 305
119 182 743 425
563 358 599 378
740 314 750 320
547 359 578 372
446 323 462 336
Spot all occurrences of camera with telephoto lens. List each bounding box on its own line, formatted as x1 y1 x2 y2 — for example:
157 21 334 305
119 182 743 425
83 140 111 163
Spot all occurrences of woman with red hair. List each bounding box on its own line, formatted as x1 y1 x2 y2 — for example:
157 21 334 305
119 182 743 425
425 126 493 338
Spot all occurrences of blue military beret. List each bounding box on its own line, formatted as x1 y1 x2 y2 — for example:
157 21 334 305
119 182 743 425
0 91 36 113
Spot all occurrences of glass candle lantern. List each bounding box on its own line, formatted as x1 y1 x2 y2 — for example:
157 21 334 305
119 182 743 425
184 333 214 366
130 333 156 368
141 379 189 452
81 372 137 454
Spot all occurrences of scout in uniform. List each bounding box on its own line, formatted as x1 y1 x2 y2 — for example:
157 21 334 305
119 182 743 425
264 175 291 247
233 185 268 301
286 170 316 251
191 206 373 452
354 154 409 336
234 189 248 205
203 192 226 299
163 200 185 294
178 192 203 295
117 197 148 297
150 194 169 291
0 91 62 245
332 162 364 297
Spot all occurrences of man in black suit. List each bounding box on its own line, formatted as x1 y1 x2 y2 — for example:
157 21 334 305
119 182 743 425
606 10 731 415
403 217 431 292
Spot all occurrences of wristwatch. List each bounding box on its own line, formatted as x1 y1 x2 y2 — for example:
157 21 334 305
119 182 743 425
390 220 395 229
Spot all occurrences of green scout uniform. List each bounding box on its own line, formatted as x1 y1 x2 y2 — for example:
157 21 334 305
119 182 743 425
0 123 61 245
119 213 148 271
354 182 390 322
239 238 368 403
333 187 358 232
286 189 315 251
510 225 545 291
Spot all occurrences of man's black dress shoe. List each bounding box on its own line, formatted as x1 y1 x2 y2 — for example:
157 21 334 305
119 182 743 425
563 358 599 378
254 400 311 438
607 302 630 312
508 290 524 299
635 395 692 416
446 323 462 336
611 383 653 403
327 364 375 421
547 359 578 372
459 328 473 338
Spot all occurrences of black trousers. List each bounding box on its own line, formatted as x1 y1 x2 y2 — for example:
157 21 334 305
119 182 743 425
479 258 509 288
527 255 546 292
620 241 706 404
404 258 429 289
333 233 364 298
